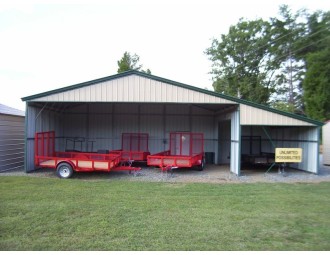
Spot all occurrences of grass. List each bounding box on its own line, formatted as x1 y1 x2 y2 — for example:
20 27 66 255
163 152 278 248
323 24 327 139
0 176 330 251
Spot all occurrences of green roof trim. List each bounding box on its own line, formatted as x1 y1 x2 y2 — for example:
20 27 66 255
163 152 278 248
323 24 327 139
21 70 323 126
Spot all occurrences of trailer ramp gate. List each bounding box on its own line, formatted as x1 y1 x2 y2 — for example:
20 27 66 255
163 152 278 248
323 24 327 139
110 133 150 161
147 132 204 171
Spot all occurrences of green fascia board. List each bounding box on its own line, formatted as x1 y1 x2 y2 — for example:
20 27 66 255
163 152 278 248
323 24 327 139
21 70 324 126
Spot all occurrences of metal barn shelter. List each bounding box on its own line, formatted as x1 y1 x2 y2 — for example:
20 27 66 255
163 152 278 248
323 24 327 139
21 71 323 175
0 103 25 172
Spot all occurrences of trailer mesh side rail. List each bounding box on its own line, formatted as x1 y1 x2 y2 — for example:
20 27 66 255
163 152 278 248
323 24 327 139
147 132 204 170
110 133 150 161
34 131 140 176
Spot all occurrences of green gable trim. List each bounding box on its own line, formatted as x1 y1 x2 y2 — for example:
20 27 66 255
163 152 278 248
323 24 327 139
21 70 323 126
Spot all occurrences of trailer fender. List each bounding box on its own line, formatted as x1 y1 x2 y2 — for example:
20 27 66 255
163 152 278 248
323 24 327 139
55 160 76 171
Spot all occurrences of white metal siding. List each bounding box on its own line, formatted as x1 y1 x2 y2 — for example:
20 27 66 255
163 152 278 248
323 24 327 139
0 114 25 172
25 105 62 171
140 104 166 153
241 104 315 126
89 114 113 151
230 110 240 175
29 75 235 104
323 122 330 165
192 115 215 153
140 115 165 153
215 107 240 174
296 127 319 173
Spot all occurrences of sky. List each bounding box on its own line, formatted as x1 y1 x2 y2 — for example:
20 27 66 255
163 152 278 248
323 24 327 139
0 0 329 111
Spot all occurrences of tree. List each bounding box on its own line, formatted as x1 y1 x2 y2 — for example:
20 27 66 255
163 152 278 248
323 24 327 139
303 43 330 122
117 51 151 74
296 11 330 59
300 11 330 121
206 6 330 121
268 5 307 113
117 51 142 73
205 18 280 105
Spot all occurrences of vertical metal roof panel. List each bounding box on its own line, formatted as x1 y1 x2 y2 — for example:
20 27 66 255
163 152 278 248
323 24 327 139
241 104 314 126
27 75 235 104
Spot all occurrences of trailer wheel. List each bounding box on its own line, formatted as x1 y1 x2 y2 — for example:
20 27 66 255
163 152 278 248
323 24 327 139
197 158 204 171
56 162 73 179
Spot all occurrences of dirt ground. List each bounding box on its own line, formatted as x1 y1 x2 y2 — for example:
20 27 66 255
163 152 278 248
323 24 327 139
1 155 330 184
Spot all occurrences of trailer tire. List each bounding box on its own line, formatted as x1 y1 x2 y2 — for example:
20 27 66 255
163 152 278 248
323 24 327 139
197 158 204 171
56 162 73 179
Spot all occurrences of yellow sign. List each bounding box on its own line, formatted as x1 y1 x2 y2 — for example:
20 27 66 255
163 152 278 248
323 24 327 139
275 148 302 163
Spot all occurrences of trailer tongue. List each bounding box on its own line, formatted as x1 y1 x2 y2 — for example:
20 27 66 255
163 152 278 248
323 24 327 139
34 131 141 178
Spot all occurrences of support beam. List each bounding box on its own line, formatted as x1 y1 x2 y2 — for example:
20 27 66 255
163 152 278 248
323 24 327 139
262 126 276 174
262 126 275 149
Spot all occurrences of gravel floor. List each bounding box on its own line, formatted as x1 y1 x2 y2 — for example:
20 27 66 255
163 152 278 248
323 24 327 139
1 156 330 184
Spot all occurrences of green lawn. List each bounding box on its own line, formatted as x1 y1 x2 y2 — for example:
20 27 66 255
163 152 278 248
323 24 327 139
0 176 329 251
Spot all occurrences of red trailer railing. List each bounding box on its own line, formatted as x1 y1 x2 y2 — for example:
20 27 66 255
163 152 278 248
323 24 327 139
35 131 56 166
110 133 150 161
34 131 140 178
147 132 204 171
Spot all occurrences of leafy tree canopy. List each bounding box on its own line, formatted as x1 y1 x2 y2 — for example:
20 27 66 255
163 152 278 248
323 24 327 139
303 47 330 121
206 5 330 121
117 51 151 74
206 18 283 105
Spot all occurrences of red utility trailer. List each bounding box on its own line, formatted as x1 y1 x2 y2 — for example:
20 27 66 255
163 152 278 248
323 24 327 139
34 131 141 178
147 132 204 171
110 133 150 162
